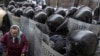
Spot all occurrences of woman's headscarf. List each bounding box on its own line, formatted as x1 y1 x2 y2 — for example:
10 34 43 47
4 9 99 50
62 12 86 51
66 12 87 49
10 25 22 44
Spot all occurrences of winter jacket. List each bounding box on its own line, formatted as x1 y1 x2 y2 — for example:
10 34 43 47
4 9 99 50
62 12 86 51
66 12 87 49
1 32 28 56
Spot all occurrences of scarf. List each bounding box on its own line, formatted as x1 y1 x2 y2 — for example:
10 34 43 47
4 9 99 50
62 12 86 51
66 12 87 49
10 25 22 44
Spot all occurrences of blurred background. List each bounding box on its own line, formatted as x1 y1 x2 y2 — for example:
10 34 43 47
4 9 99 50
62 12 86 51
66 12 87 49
0 0 99 9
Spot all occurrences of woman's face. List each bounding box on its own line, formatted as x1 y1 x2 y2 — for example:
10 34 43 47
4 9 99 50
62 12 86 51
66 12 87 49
11 28 19 37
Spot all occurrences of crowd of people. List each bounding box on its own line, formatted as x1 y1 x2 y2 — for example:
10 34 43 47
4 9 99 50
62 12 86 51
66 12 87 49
0 0 99 56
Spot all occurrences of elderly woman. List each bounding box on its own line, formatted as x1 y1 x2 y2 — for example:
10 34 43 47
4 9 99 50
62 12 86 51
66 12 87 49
1 25 28 56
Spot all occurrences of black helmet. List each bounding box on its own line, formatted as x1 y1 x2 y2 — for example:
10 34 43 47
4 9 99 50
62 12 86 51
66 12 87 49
67 7 78 17
11 7 16 13
55 19 69 35
46 14 64 32
30 3 35 9
44 6 54 17
7 5 15 12
17 2 23 8
67 30 98 56
35 7 42 13
23 8 35 19
42 3 47 9
9 0 15 6
14 8 23 17
94 6 100 21
23 6 33 11
21 6 26 10
23 1 29 7
73 6 92 23
55 7 66 17
33 11 47 24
